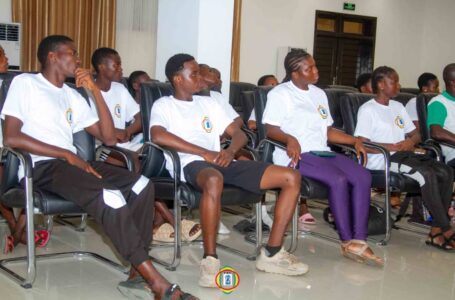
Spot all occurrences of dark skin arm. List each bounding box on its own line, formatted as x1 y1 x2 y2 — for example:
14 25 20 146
116 113 142 143
266 125 368 166
75 68 116 146
151 122 247 167
358 129 421 153
327 127 368 164
430 124 455 144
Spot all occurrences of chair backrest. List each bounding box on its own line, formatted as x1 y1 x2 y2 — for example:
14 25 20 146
326 84 358 92
139 81 173 177
253 86 274 142
400 88 420 95
240 90 255 124
229 82 256 118
416 92 438 141
340 93 375 135
323 88 357 130
394 92 415 106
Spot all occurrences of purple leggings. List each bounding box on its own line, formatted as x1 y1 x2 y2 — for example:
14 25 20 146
299 152 372 241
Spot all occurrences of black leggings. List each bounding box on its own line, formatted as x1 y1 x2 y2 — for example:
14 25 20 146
28 159 155 267
391 152 453 231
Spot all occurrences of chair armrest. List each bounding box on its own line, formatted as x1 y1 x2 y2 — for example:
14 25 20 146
144 141 182 183
328 142 361 163
258 138 286 151
417 142 441 161
96 145 136 172
241 126 257 148
3 146 34 178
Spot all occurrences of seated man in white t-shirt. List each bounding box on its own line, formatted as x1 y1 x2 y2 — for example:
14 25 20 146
405 72 439 130
355 66 455 251
1 35 197 299
150 54 308 287
91 47 143 170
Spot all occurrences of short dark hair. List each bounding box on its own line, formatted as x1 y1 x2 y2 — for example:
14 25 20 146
355 73 372 91
37 35 74 67
165 53 195 85
127 70 148 96
91 47 118 73
283 49 311 82
257 75 276 86
417 73 437 91
371 66 396 93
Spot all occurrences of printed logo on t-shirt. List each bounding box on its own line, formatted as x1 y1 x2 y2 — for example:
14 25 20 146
114 104 121 118
66 108 73 125
395 115 405 129
317 105 328 119
201 116 213 133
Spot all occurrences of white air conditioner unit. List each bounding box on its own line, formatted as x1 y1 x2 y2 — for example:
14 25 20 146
0 22 21 71
276 46 307 82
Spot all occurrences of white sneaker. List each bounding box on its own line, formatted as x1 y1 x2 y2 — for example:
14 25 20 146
199 256 220 287
218 221 230 235
256 247 309 276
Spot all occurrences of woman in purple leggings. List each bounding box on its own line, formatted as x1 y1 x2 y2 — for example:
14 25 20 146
262 49 383 266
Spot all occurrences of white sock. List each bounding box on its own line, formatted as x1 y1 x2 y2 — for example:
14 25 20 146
262 205 274 228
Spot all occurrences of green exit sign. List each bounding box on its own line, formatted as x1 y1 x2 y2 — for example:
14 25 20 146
343 2 356 11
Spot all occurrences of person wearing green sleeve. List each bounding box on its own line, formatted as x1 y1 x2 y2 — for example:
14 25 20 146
428 63 455 166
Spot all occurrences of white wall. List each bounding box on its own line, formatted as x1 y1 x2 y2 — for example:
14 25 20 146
420 0 455 89
155 0 234 95
116 0 158 79
239 0 455 87
0 0 11 22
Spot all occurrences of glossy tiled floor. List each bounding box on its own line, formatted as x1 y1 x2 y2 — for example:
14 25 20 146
0 206 454 300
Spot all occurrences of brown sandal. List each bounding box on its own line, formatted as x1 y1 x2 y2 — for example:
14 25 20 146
341 240 384 267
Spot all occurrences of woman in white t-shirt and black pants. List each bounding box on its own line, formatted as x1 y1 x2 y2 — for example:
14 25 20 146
262 49 383 266
355 66 455 251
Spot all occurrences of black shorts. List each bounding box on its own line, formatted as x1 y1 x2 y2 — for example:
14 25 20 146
183 160 271 194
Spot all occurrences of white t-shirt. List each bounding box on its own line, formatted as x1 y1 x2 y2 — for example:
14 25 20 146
262 81 334 166
354 99 415 170
149 95 233 180
100 82 141 151
1 73 98 179
405 97 418 121
210 90 239 121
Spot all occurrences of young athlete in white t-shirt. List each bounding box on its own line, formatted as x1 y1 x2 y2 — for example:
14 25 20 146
355 66 455 251
0 35 197 300
263 49 383 266
404 72 439 130
91 48 142 153
151 54 308 287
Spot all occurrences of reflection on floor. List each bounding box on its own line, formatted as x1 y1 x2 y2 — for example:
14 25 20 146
0 206 454 300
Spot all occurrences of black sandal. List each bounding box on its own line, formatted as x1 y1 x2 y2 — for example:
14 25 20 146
425 232 455 251
162 284 199 300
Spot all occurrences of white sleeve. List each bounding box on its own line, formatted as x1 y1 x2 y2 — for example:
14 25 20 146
123 88 140 122
212 101 234 135
401 106 416 134
223 102 239 120
405 98 418 121
1 76 29 122
248 109 256 121
262 90 288 126
354 105 374 140
71 91 99 133
322 92 334 126
149 100 170 130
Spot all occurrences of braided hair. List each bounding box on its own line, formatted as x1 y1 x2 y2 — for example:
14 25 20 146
283 49 311 82
371 66 396 94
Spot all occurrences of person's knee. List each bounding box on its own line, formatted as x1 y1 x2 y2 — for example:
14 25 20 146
199 170 223 196
356 167 372 186
284 168 301 189
330 174 348 190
